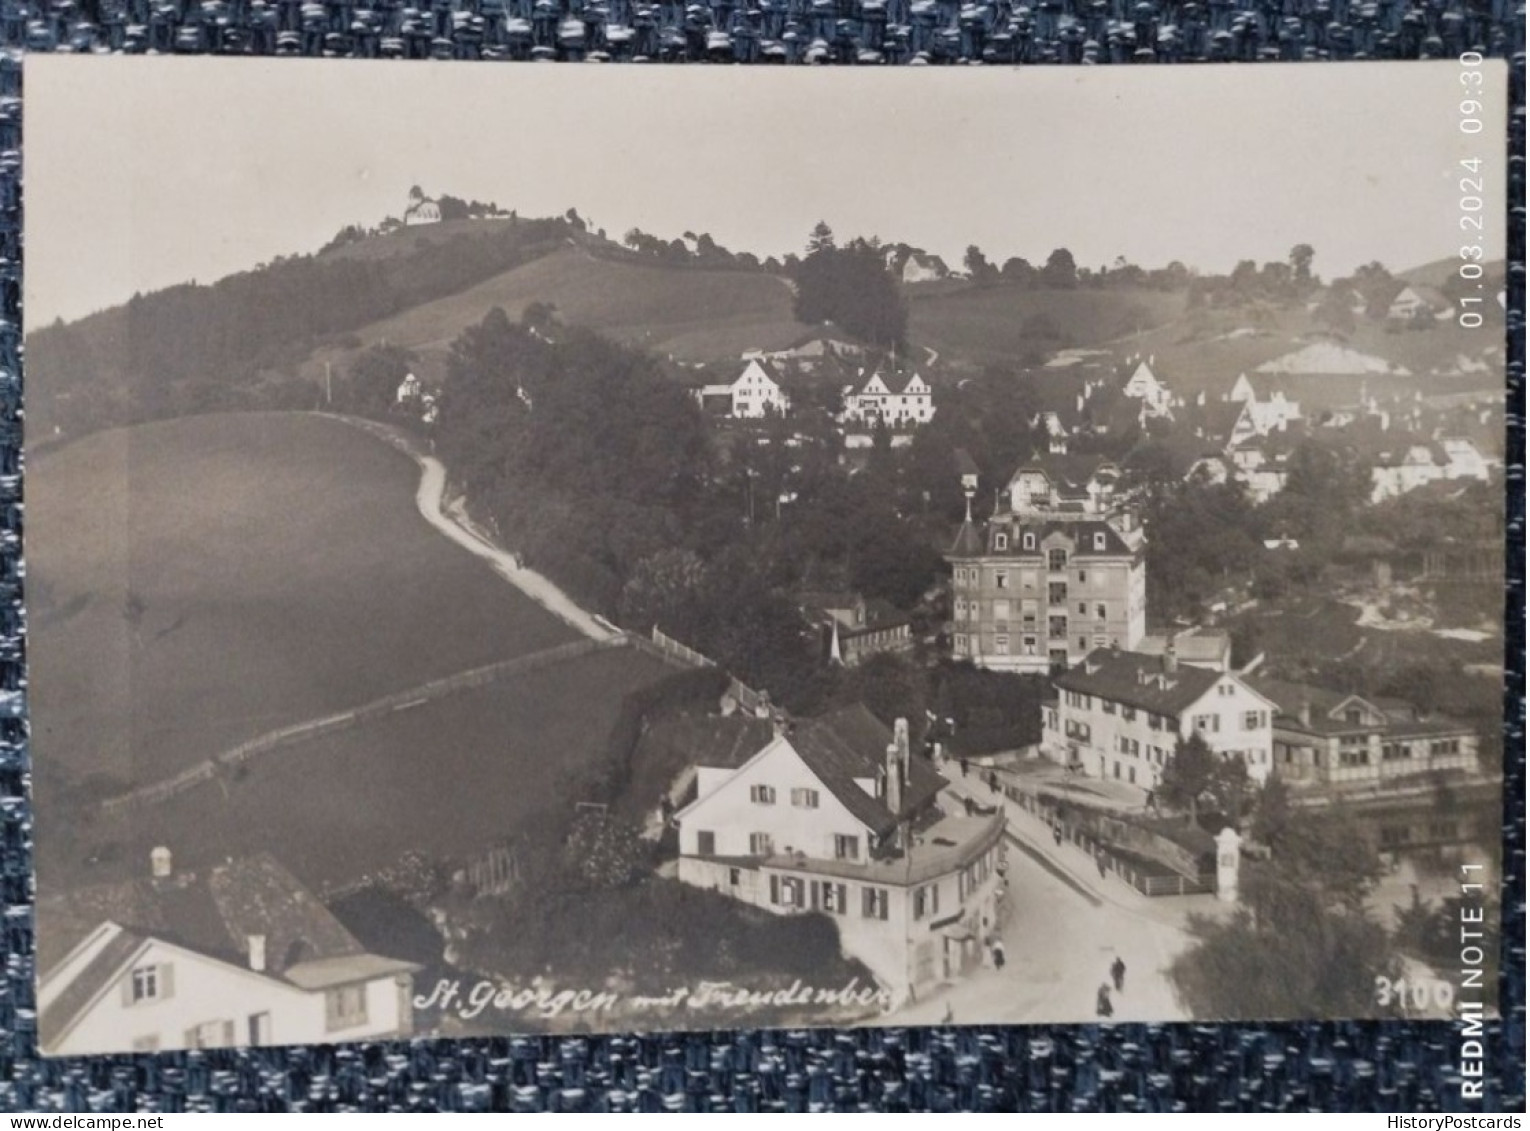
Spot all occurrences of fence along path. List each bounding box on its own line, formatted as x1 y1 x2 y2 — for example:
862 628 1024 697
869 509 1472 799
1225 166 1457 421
99 636 627 816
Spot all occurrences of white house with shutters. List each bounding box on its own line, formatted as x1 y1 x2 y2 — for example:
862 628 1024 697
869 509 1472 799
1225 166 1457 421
38 852 419 1056
674 706 1006 1001
1043 645 1277 788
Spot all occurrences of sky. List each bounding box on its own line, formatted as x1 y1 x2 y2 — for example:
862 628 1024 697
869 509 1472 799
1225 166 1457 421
25 56 1508 327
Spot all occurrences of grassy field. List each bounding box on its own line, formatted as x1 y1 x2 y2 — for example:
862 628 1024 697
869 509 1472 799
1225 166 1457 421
37 645 675 893
26 412 579 795
907 284 1186 363
303 246 803 381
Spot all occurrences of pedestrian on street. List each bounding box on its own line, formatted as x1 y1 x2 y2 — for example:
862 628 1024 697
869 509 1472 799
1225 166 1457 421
1144 789 1156 813
1111 956 1126 993
960 756 969 778
1053 823 1064 847
1096 983 1114 1019
992 940 1006 970
987 770 999 795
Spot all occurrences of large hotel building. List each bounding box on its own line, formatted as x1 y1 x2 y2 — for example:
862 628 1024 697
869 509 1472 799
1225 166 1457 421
945 459 1147 674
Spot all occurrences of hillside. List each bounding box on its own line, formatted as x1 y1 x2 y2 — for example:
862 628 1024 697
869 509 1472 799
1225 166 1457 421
1103 300 1506 400
302 244 804 382
27 412 579 802
907 283 1187 365
38 644 676 893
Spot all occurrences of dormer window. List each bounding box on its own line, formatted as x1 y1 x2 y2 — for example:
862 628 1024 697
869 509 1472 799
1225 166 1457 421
1094 532 1107 551
994 533 1008 552
1022 533 1036 551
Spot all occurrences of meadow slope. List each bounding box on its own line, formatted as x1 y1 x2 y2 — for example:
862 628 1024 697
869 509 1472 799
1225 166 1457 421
27 412 578 795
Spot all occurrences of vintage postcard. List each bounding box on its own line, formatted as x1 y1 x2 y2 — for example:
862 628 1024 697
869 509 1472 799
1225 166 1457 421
24 57 1508 1054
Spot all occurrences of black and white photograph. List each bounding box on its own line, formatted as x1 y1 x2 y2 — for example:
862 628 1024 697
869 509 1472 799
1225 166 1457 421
24 57 1508 1054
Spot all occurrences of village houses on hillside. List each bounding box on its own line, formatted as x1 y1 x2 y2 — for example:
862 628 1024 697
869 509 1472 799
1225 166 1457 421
38 851 419 1056
673 706 1006 1001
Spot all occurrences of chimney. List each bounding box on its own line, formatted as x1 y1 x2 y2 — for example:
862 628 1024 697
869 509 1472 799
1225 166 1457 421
890 717 911 815
150 846 172 880
1162 637 1178 675
1299 698 1312 728
248 934 267 974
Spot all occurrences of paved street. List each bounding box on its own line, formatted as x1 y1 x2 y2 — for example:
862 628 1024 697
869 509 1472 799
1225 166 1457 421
887 764 1225 1026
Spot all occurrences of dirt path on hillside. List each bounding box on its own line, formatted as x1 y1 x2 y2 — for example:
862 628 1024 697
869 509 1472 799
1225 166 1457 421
324 414 618 643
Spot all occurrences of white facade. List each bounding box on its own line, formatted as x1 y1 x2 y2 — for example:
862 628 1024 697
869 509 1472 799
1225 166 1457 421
729 359 791 418
1044 658 1276 788
675 727 1006 999
40 926 413 1056
841 371 935 429
1122 360 1173 417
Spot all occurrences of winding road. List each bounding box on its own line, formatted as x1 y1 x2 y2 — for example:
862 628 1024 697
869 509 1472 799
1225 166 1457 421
328 414 619 643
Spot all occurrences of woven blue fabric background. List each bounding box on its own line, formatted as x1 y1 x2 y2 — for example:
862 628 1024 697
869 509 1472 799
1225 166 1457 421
0 12 1523 1111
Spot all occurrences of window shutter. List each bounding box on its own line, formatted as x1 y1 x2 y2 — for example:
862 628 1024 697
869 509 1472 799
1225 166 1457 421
837 884 847 914
769 875 779 905
160 963 175 1000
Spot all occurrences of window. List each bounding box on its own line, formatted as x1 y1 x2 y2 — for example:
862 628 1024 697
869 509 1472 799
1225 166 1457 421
1078 636 1088 651
728 867 742 886
862 887 888 920
791 788 820 809
995 570 1009 590
1049 616 1068 640
818 881 848 914
954 597 965 618
186 1020 234 1049
1345 708 1363 725
127 964 170 1005
1096 604 1108 621
1049 582 1068 605
1194 714 1220 733
1148 713 1162 730
1102 700 1116 715
749 832 774 856
1243 711 1264 731
1023 636 1038 655
750 784 777 805
696 830 716 855
325 986 369 1032
1048 549 1068 571
1021 598 1038 623
994 533 1008 552
993 599 1011 624
1122 706 1136 722
1022 533 1036 551
953 634 968 655
994 636 1009 655
913 883 940 920
1094 532 1107 551
834 834 860 861
1077 602 1088 616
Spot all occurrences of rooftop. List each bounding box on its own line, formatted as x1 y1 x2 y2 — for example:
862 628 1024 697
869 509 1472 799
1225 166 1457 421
1055 649 1225 718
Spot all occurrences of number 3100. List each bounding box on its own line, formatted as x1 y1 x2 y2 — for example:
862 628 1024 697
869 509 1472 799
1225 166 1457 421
1375 976 1455 1010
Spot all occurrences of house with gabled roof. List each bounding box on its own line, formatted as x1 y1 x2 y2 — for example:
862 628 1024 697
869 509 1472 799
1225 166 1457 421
1247 677 1480 791
675 706 1006 1001
1120 357 1174 418
1387 284 1454 322
1043 645 1276 788
38 852 419 1056
841 368 935 430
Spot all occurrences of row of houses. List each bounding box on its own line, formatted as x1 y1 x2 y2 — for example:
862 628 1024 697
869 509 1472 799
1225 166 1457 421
691 356 937 432
1041 639 1482 796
